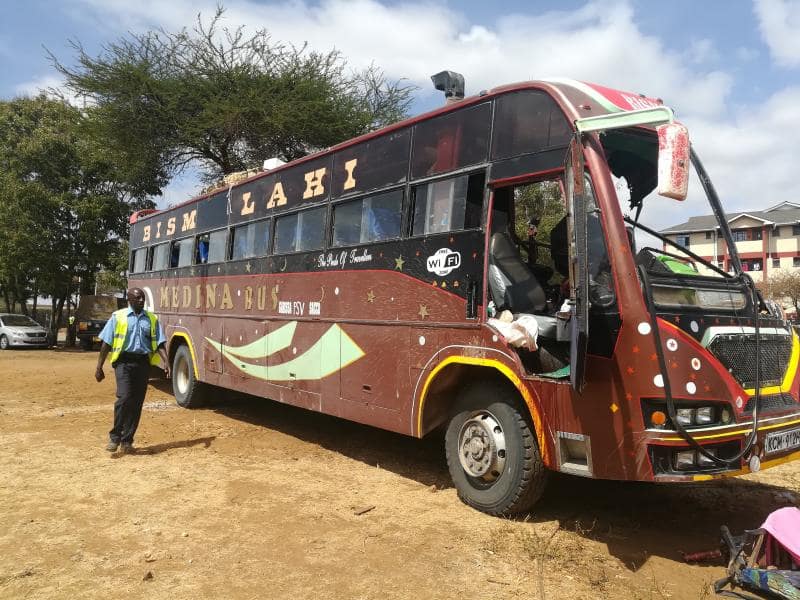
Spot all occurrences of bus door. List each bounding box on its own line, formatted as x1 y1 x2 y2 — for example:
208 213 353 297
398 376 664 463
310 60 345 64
565 137 589 392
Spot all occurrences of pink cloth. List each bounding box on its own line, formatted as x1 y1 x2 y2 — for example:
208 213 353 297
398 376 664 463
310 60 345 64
759 507 800 564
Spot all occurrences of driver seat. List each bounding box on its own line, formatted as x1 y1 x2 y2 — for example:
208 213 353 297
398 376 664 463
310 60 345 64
488 232 547 313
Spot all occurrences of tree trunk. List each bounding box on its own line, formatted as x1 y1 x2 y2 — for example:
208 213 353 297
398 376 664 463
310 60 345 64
31 287 39 322
49 294 67 344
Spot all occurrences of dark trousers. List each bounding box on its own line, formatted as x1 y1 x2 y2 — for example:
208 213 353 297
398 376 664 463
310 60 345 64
109 355 150 444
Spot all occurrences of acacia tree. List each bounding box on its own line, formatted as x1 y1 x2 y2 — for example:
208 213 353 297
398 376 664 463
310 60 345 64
767 270 800 317
51 8 415 184
0 95 154 332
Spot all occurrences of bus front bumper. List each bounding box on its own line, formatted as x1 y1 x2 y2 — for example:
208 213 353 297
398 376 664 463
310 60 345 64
646 412 800 482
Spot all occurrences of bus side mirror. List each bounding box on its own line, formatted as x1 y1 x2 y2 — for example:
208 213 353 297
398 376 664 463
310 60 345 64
657 122 689 201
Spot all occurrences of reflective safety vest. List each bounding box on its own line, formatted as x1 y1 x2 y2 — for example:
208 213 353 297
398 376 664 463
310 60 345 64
109 308 161 367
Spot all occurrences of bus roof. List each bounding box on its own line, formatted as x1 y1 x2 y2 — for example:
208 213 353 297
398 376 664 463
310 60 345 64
130 78 665 225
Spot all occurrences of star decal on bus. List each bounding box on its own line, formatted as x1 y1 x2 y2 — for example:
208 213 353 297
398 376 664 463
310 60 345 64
204 321 365 382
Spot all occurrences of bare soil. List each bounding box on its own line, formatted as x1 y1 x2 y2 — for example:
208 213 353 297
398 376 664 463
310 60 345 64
1 348 798 599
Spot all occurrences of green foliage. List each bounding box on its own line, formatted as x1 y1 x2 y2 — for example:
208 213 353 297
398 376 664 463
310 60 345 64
766 270 800 314
95 240 130 294
0 95 152 330
513 181 566 277
51 7 415 184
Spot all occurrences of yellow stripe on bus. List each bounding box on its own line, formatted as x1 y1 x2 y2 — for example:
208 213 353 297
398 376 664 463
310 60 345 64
171 332 199 379
416 356 549 464
691 448 800 481
661 417 800 442
743 330 799 396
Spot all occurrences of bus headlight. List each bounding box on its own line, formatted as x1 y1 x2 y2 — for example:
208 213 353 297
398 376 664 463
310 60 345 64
651 285 747 310
676 408 694 426
675 450 695 470
695 406 714 425
696 448 718 467
695 289 747 310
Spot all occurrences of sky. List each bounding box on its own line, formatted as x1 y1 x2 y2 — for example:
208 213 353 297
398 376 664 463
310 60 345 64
1 0 799 231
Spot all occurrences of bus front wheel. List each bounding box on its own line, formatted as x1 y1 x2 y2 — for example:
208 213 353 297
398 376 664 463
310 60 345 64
445 382 547 516
172 344 205 408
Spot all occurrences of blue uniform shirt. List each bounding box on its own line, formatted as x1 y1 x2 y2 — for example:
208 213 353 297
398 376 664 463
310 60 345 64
99 308 167 354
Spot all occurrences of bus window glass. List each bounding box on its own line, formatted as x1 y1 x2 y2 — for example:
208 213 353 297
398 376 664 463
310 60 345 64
274 206 326 254
194 231 227 264
412 172 484 236
132 248 147 273
491 91 572 160
411 103 490 179
170 238 194 268
231 219 270 260
151 242 170 271
333 189 403 246
332 130 410 197
196 234 210 264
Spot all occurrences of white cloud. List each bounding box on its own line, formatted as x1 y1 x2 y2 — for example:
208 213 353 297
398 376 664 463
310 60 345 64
686 39 719 64
754 0 800 68
14 75 63 97
736 46 759 62
58 0 794 228
13 74 90 107
70 0 732 117
155 171 205 210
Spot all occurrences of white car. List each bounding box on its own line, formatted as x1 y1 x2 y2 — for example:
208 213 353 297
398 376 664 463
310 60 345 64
0 313 50 349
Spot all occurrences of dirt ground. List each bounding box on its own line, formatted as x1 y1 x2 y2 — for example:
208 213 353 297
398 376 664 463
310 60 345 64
1 348 799 600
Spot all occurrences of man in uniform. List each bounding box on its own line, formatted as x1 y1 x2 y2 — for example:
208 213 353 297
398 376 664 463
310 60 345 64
95 288 170 454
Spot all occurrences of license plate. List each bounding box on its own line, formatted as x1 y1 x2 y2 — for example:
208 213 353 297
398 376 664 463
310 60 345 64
764 427 800 455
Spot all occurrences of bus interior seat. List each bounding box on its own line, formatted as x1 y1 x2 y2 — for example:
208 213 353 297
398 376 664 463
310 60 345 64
488 231 547 313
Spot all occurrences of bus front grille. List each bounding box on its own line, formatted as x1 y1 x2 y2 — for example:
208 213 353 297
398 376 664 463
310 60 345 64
706 332 791 390
744 393 796 414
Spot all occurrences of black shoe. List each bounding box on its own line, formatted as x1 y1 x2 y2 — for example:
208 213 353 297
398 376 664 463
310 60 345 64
120 443 135 454
106 441 119 452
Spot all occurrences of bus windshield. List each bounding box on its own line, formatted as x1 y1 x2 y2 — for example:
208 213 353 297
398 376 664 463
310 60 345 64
600 128 738 279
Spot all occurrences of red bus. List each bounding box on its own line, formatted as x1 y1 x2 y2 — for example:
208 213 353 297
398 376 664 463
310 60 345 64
128 76 800 515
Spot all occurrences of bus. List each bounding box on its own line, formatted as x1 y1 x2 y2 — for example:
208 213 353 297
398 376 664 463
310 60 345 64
127 75 800 516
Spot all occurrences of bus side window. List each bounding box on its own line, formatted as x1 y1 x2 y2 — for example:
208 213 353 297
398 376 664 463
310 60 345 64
196 234 210 264
131 247 147 273
169 241 180 268
231 219 270 260
170 238 193 268
332 188 403 247
206 229 227 263
491 91 572 160
275 206 326 254
152 242 170 271
411 103 490 179
411 172 483 236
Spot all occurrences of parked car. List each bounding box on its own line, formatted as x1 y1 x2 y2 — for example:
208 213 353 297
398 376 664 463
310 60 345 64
75 295 126 350
0 313 50 349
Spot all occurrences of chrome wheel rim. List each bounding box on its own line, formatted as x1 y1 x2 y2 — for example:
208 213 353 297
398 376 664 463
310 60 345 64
175 354 190 395
457 411 506 482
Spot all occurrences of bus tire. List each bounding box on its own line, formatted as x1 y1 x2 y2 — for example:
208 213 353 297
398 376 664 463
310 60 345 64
445 382 547 516
172 344 205 408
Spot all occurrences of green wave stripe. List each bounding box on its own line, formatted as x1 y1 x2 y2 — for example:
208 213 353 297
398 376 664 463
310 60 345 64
216 321 297 359
205 323 365 382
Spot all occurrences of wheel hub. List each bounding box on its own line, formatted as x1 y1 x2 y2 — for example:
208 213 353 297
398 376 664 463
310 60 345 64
175 356 189 394
457 411 506 481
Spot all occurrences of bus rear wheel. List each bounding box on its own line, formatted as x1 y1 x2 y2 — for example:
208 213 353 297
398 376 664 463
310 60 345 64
445 382 547 516
172 344 205 408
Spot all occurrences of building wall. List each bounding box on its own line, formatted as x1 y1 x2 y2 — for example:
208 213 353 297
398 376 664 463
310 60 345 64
666 222 800 283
